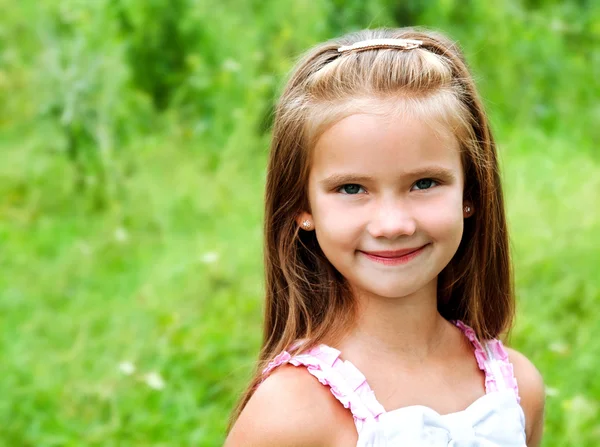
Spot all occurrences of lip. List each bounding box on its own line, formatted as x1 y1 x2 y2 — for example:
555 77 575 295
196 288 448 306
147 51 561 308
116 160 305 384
360 245 428 266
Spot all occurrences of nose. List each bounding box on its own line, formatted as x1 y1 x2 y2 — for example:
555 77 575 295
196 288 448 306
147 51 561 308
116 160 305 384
367 198 416 239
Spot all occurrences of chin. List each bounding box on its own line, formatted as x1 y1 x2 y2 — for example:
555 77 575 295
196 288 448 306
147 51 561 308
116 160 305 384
360 283 423 299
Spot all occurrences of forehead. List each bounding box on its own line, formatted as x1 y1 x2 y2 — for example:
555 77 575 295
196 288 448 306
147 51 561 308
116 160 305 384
310 107 463 180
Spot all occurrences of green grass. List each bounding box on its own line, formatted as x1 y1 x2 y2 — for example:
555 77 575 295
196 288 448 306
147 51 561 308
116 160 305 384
2 119 599 446
1 0 599 445
0 126 267 445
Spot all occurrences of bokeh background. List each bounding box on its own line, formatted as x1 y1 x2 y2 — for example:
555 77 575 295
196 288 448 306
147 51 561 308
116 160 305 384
1 0 599 445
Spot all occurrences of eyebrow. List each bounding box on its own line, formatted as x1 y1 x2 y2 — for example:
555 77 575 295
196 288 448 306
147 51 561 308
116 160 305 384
320 167 457 188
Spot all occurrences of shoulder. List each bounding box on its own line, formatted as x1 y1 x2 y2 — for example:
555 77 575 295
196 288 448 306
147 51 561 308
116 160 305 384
225 365 356 447
505 347 545 447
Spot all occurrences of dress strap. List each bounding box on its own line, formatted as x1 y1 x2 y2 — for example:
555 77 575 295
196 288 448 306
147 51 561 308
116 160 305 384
261 344 385 432
454 321 521 403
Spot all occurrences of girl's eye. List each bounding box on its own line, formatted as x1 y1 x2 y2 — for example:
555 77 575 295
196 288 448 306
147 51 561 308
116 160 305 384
412 178 438 190
338 184 365 195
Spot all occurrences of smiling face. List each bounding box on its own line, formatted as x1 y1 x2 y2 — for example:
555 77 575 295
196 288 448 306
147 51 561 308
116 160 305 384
300 103 468 300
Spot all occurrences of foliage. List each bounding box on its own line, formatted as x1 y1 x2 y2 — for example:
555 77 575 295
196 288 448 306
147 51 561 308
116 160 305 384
0 0 598 445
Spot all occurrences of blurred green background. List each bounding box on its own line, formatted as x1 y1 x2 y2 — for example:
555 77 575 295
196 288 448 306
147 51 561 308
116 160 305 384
1 0 599 445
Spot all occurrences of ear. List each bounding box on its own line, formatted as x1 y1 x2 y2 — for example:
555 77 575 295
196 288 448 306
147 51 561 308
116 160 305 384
463 201 474 218
296 211 315 231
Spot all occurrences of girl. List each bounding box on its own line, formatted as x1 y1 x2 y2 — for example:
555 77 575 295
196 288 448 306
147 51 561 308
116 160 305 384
225 27 545 446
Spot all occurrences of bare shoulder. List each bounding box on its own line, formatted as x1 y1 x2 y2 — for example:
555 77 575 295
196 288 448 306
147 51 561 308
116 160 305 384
225 365 356 447
505 347 545 447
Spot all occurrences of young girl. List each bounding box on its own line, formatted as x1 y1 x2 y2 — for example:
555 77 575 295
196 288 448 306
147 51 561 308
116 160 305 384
225 27 545 446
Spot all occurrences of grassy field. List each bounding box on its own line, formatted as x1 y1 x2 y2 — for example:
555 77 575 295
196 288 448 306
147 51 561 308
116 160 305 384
1 0 599 445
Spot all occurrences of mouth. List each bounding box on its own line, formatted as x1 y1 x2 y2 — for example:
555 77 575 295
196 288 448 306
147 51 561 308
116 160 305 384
359 244 428 266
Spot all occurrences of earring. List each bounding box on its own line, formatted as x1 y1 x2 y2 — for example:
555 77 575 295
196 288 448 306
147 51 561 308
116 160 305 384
301 219 313 230
464 205 472 216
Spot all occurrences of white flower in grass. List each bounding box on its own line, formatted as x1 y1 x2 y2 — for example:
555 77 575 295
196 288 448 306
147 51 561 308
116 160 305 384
114 227 129 243
201 252 219 264
222 58 241 72
144 371 166 390
563 395 598 420
545 387 559 397
118 361 136 376
550 18 565 33
193 120 208 135
549 341 569 355
77 240 91 256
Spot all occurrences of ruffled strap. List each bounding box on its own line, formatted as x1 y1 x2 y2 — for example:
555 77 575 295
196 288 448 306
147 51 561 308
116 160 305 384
454 320 521 403
261 344 386 432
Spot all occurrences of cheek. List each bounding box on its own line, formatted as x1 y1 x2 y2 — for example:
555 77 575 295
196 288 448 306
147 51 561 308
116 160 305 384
419 196 464 242
311 195 364 248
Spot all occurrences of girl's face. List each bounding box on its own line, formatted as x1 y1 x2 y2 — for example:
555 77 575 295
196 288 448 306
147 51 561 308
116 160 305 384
301 107 467 300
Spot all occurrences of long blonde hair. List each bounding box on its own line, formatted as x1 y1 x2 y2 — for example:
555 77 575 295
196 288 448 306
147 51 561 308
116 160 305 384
228 27 513 429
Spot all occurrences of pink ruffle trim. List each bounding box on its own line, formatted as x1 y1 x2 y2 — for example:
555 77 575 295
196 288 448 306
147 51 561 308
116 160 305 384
453 320 521 403
261 344 385 430
260 321 520 429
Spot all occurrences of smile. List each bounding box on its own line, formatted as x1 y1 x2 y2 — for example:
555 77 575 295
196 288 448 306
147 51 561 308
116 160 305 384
360 245 428 266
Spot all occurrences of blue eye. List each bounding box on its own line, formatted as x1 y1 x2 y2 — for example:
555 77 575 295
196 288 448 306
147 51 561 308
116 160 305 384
412 179 438 190
339 184 365 195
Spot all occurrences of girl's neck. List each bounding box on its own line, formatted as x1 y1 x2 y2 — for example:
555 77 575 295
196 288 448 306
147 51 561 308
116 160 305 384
337 279 452 365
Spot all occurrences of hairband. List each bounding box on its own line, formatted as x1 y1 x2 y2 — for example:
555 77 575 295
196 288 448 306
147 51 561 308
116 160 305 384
337 38 423 54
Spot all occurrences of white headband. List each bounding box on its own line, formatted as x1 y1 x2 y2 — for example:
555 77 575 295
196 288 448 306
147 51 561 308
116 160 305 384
337 38 423 53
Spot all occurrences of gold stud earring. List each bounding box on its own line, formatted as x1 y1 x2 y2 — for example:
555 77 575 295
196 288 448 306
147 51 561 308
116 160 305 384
301 220 313 230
